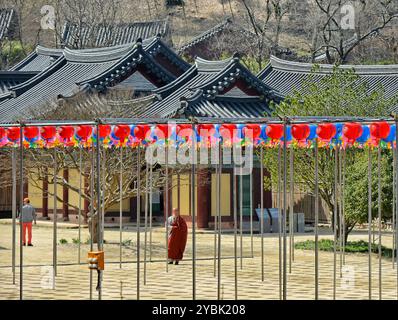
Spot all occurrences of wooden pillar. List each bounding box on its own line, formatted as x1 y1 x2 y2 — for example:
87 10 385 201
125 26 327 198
63 169 69 221
197 168 211 229
42 168 49 219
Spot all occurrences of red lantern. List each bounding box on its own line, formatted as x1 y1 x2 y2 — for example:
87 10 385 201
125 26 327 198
266 124 284 140
0 127 6 139
133 125 150 142
76 125 92 141
243 124 261 140
7 127 20 141
316 123 336 141
24 126 39 140
59 126 75 141
98 125 111 139
41 126 56 140
343 122 363 142
370 121 390 140
176 124 193 139
114 125 131 141
219 124 237 141
155 124 172 139
197 124 215 137
291 124 310 141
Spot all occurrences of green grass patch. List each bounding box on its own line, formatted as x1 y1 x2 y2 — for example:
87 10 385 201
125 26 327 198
295 239 394 258
59 238 68 245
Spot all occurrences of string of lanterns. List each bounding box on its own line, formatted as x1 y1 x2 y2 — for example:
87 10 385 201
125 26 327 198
0 122 395 149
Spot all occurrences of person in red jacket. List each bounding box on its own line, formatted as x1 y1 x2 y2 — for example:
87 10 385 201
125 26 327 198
167 208 188 265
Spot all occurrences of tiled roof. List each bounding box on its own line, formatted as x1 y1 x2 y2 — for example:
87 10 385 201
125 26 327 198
9 46 63 72
0 37 188 123
61 19 170 48
258 56 398 108
0 8 17 40
0 71 38 95
136 56 278 119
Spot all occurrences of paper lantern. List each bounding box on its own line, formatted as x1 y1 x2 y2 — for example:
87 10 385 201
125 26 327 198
243 124 261 140
133 125 150 142
59 126 75 141
343 122 363 143
219 124 237 141
114 125 131 141
7 127 20 141
41 126 57 141
333 123 343 139
98 125 111 139
76 125 92 141
383 125 396 143
266 124 283 140
291 124 310 142
316 123 336 141
370 121 390 140
0 127 6 140
197 124 215 137
24 126 39 140
357 126 370 144
155 124 173 140
176 124 193 140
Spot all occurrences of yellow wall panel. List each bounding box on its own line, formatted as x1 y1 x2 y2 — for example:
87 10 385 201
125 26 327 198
211 173 230 216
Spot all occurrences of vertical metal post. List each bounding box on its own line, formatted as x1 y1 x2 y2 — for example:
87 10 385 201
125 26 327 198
165 144 169 272
214 156 218 278
89 145 94 300
239 170 243 270
12 148 16 284
53 148 57 282
233 151 238 300
377 143 382 300
250 162 253 258
368 145 372 300
144 162 149 285
342 149 346 265
19 124 23 300
149 156 153 262
282 121 288 300
395 120 398 299
333 146 339 299
260 147 264 282
277 144 282 300
289 144 294 272
136 146 141 300
96 123 102 300
217 143 222 299
191 122 197 300
392 147 396 269
339 148 343 278
119 147 123 269
102 148 106 244
78 148 82 264
314 138 319 300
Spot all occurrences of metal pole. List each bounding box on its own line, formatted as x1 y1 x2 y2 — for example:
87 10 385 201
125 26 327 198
342 148 346 265
395 120 398 299
217 143 222 299
278 144 282 300
149 156 153 262
136 146 141 300
53 148 57 282
282 122 288 300
378 143 382 300
392 147 396 270
339 147 343 278
119 147 123 269
368 145 372 300
289 144 294 272
233 152 238 300
239 170 243 270
11 148 16 284
89 145 94 300
314 138 319 300
214 158 218 278
250 161 253 258
78 148 82 264
96 123 102 300
191 123 197 300
260 147 264 282
19 124 23 300
333 146 339 300
165 144 169 272
144 161 149 285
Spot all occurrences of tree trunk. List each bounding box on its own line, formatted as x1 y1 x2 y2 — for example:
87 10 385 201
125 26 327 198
88 211 99 244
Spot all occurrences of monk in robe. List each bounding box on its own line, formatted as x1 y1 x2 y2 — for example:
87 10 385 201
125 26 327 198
167 208 188 265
